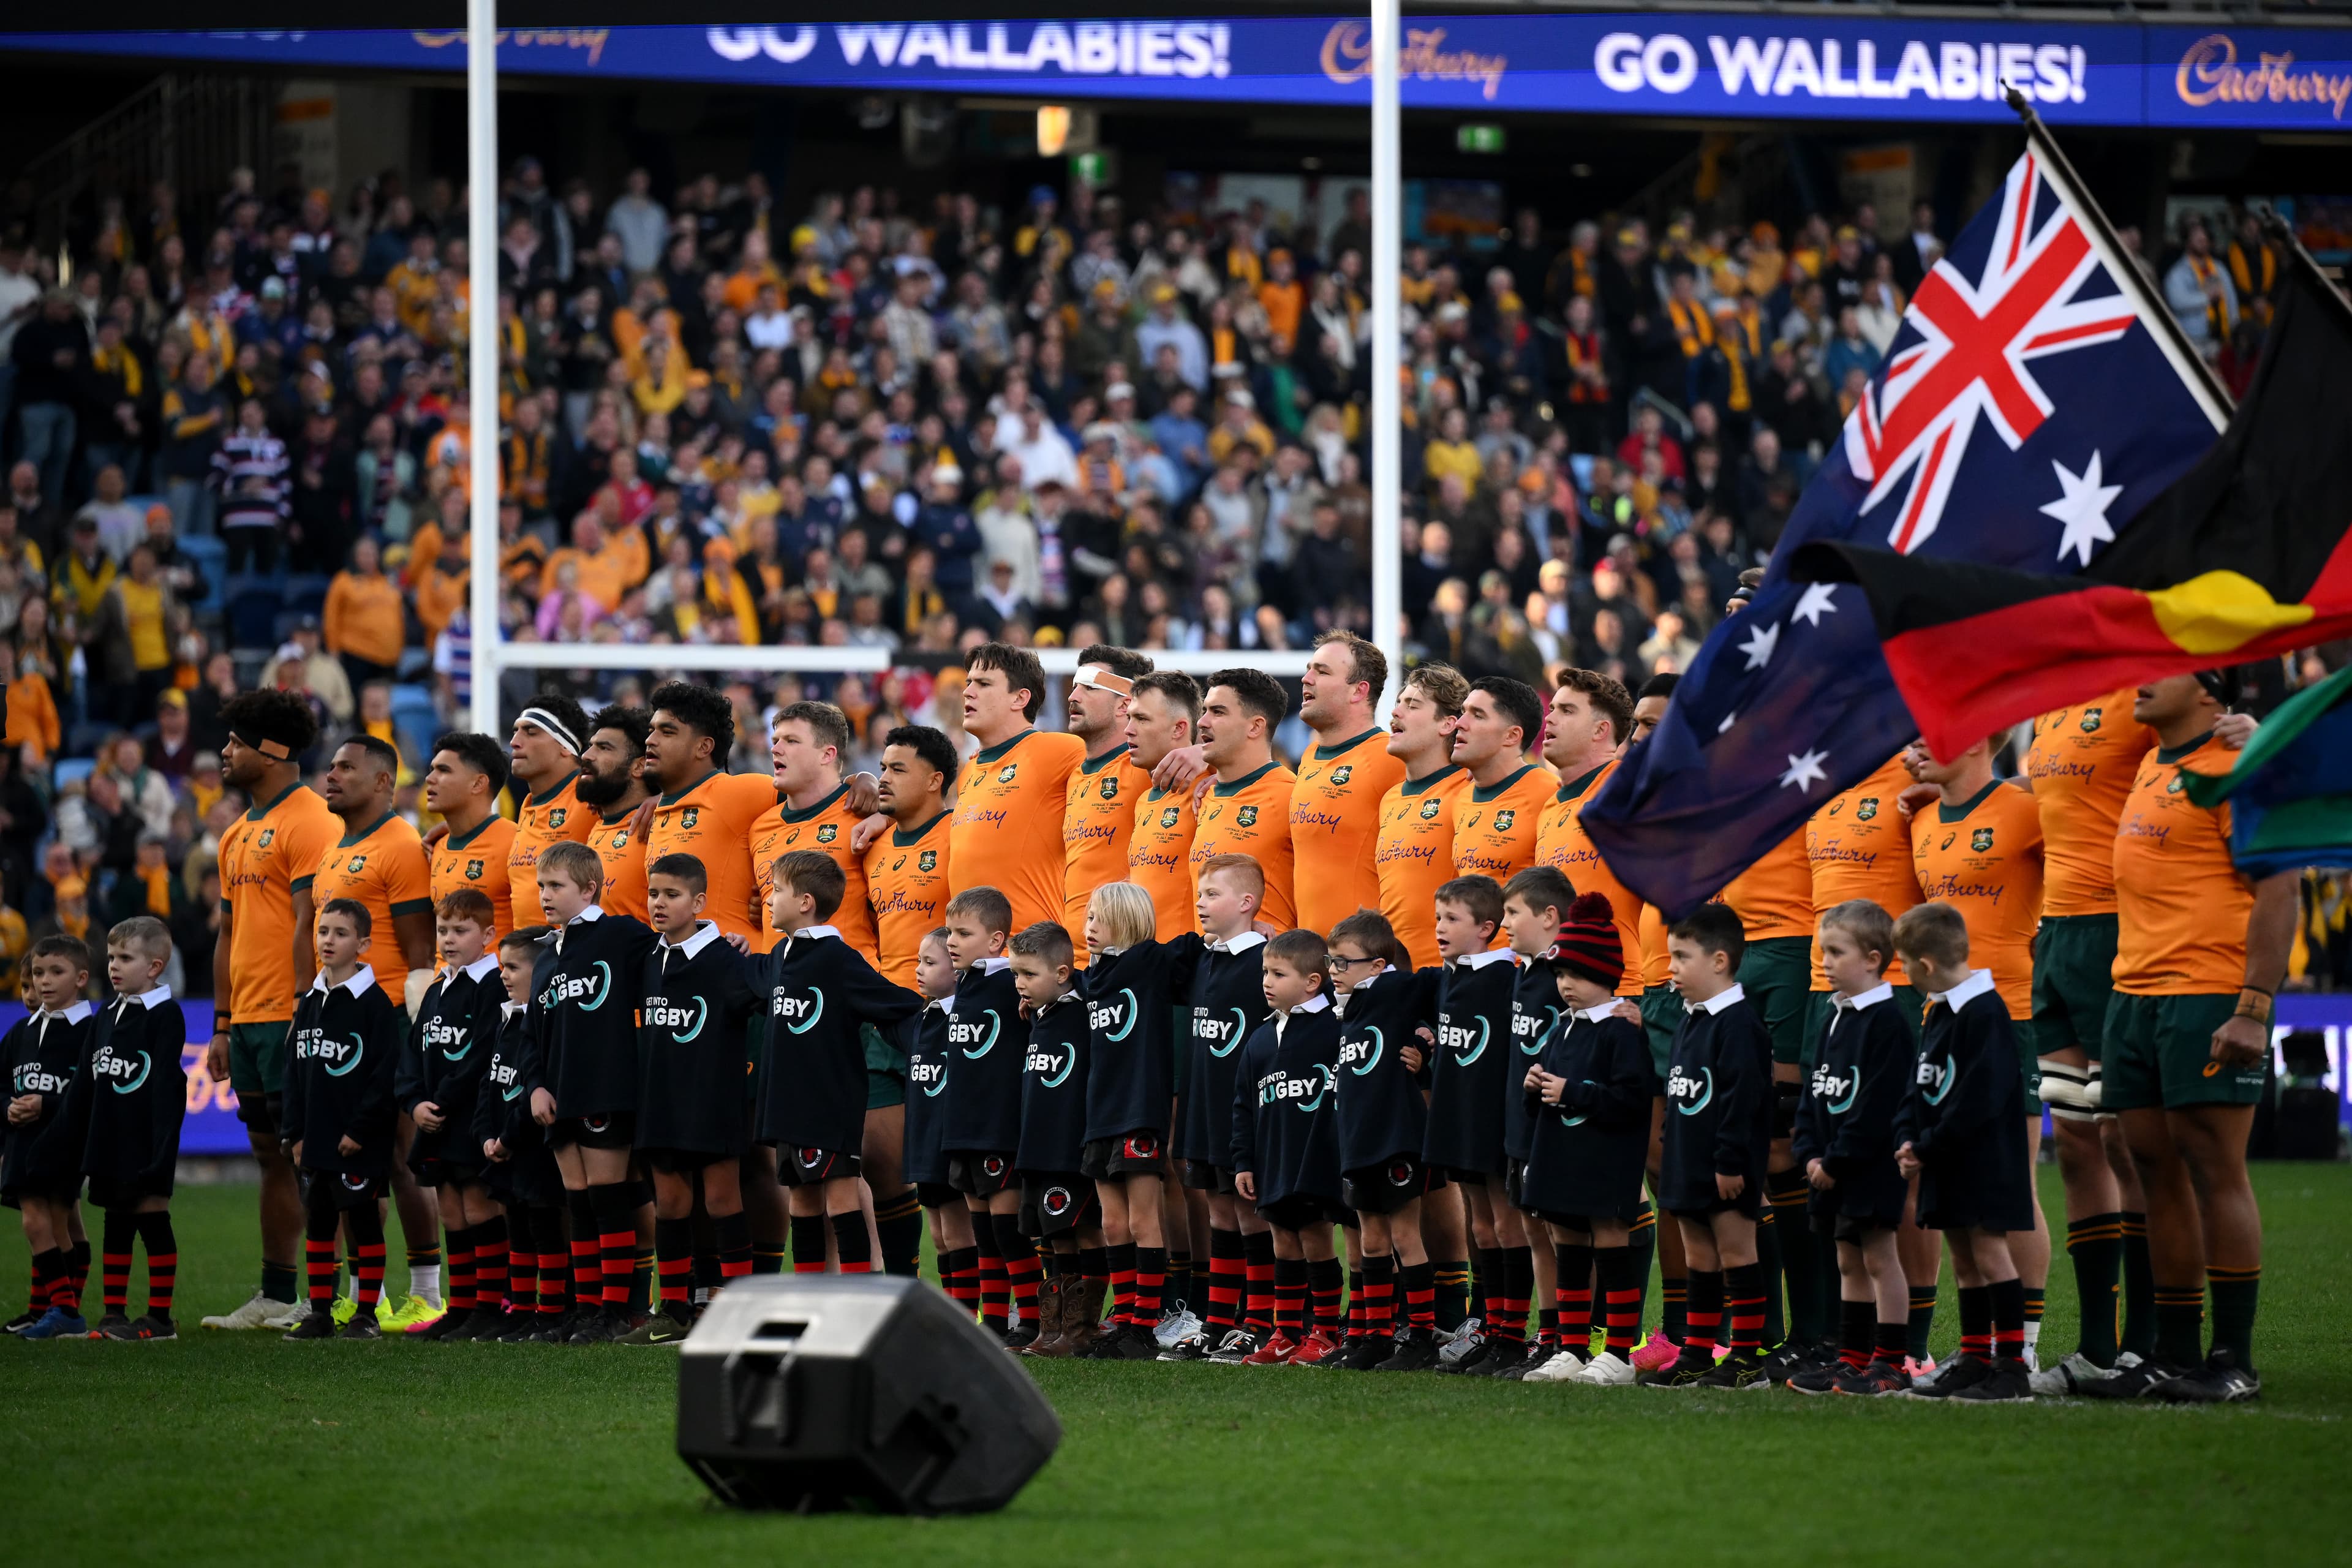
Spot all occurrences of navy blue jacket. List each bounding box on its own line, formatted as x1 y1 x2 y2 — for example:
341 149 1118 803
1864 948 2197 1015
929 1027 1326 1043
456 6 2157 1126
1502 958 1565 1163
901 1002 954 1186
753 927 921 1156
1174 933 1272 1167
1519 1005 1653 1221
397 956 505 1166
941 960 1023 1154
284 968 405 1182
1332 966 1440 1172
1 1004 92 1198
537 907 660 1120
72 989 187 1207
1017 992 1091 1174
1231 997 1343 1209
1792 985 1917 1228
1082 938 1186 1145
1421 952 1520 1177
1894 974 2034 1234
636 922 763 1160
1657 986 1774 1212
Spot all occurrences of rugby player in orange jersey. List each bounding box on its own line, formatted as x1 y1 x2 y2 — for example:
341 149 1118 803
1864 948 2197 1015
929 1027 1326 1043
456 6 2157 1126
1186 668 1300 929
1534 669 1642 992
1289 631 1407 939
949 643 1087 935
1061 647 1156 952
1375 663 1472 970
1448 677 1555 885
503 696 600 931
423 733 517 960
865 725 957 991
753 702 878 963
1907 733 2051 1374
1124 672 1204 941
576 706 652 923
2079 673 2291 1404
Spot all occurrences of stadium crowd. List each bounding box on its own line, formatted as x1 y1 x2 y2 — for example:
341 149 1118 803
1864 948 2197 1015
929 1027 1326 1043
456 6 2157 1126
0 154 2339 1004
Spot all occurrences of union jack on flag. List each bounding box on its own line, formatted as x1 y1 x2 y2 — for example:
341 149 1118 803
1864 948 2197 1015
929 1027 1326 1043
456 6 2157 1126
1583 135 2230 916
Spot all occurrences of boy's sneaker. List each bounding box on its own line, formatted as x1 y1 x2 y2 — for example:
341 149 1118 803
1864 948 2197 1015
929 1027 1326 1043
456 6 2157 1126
2070 1355 2188 1401
1757 1340 1812 1385
1638 1346 1714 1387
1520 1345 1589 1383
1340 1332 1396 1371
1950 1356 2034 1402
1498 1343 1561 1382
4 1308 41 1333
1105 1322 1163 1360
1834 1360 1913 1398
1289 1328 1345 1367
1205 1329 1261 1365
283 1309 339 1341
1436 1316 1485 1366
617 1312 692 1346
1472 1339 1529 1378
330 1295 357 1327
383 1294 442 1333
2029 1351 2119 1396
1692 1351 1767 1389
100 1313 176 1341
1374 1326 1442 1372
568 1306 622 1344
525 1310 577 1344
1157 1332 1213 1363
1436 1337 1494 1376
1904 1354 1994 1400
85 1313 132 1340
1155 1305 1202 1349
337 1317 383 1341
1574 1350 1637 1386
416 1306 473 1341
1630 1332 1681 1374
1788 1359 1852 1395
1903 1355 1938 1382
1240 1330 1300 1366
20 1306 89 1339
2156 1349 2261 1404
1003 1319 1042 1352
202 1290 304 1331
494 1310 543 1343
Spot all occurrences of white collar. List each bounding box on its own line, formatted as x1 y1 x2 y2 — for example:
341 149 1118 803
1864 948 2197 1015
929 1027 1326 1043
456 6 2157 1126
37 1001 92 1025
968 956 1011 976
1347 963 1397 992
1285 993 1332 1017
927 994 957 1016
1453 948 1516 971
122 983 173 1009
1932 969 1997 1011
1208 930 1266 956
1572 1001 1621 1023
1836 982 1894 1012
501 1000 527 1019
310 967 374 999
1692 982 1747 1016
567 905 605 925
662 919 723 960
788 924 840 943
448 953 499 984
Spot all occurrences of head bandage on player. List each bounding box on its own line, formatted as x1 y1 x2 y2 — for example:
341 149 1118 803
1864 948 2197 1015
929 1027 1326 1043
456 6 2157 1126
1072 666 1135 698
518 706 584 756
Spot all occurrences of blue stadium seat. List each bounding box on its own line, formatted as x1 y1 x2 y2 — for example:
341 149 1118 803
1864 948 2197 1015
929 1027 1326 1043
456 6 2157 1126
52 756 96 793
174 532 229 612
390 684 441 768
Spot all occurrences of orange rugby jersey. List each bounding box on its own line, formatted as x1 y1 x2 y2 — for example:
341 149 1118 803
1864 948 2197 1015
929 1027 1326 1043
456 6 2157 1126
1190 761 1300 932
646 769 777 943
1452 763 1556 886
1533 760 1642 996
507 770 597 930
1065 744 1153 943
1128 786 1199 940
1376 765 1472 967
1805 752 1921 989
1910 780 2045 1020
951 728 1087 935
865 809 952 988
1291 729 1408 938
1638 904 1672 989
754 781 879 961
590 807 650 923
2029 691 2160 919
1721 829 1814 941
430 813 516 956
219 782 340 1023
311 810 434 997
2111 733 2251 995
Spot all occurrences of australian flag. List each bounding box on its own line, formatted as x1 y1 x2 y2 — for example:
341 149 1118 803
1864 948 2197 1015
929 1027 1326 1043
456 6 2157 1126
1582 132 2233 916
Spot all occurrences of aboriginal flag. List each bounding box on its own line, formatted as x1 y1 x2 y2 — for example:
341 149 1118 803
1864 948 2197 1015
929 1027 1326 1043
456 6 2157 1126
1793 241 2352 763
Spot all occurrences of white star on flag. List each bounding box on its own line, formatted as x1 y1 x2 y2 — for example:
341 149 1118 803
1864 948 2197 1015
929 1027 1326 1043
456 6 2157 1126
2040 451 2125 567
1779 749 1830 792
1792 583 1839 627
1717 712 1737 734
1737 621 1781 670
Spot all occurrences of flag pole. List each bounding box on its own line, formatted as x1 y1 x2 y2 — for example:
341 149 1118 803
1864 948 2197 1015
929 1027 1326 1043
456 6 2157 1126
2004 88 2234 429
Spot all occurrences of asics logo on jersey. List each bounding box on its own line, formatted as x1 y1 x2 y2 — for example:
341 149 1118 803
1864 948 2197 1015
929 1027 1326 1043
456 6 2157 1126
1340 1026 1384 1075
1194 1006 1250 1058
776 989 826 1034
951 1009 1001 1058
1090 990 1139 1042
1919 1054 1956 1104
1812 1063 1861 1115
94 1046 153 1094
644 996 708 1042
1667 1065 1713 1114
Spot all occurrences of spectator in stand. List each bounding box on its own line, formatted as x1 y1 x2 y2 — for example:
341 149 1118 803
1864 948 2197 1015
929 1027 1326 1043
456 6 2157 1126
325 535 407 690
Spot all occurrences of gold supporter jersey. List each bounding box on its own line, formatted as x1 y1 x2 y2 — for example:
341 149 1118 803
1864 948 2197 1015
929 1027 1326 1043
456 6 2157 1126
1806 752 1921 989
1533 759 1642 996
219 782 340 1024
1377 766 1472 968
507 770 597 930
951 728 1087 935
1721 829 1814 941
590 808 650 923
865 810 953 989
1452 763 1556 886
1128 786 1199 940
1910 780 2045 1020
311 810 434 998
2111 733 2252 995
753 781 878 962
2029 691 2160 919
646 769 778 943
1065 745 1153 943
431 813 517 956
1191 761 1300 932
1290 729 1407 938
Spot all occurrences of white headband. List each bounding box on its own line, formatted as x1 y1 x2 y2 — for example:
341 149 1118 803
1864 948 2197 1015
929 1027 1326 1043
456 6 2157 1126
1073 666 1134 698
518 707 582 756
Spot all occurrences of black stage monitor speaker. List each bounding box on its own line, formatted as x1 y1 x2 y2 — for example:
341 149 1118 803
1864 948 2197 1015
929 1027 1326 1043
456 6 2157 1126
677 1273 1061 1514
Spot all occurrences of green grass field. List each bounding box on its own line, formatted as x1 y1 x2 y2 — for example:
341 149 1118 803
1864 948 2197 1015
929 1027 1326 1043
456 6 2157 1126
5 1166 2344 1567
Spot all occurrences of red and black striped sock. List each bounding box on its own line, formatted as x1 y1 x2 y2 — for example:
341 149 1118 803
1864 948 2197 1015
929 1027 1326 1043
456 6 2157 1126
1501 1245 1534 1343
939 1245 980 1313
565 1191 602 1306
831 1211 873 1275
1273 1257 1306 1337
348 1205 387 1310
713 1210 753 1284
1958 1283 1994 1363
654 1217 694 1314
1205 1226 1243 1335
445 1224 478 1313
530 1205 570 1315
1476 1245 1507 1332
470 1216 509 1311
789 1213 830 1275
1134 1246 1166 1324
1553 1242 1594 1350
304 1196 341 1308
974 1218 1009 1327
587 1183 636 1307
873 1187 924 1278
1362 1252 1397 1335
26 1254 47 1316
1685 1268 1724 1356
992 1214 1038 1314
1725 1261 1766 1355
100 1210 135 1316
1597 1245 1643 1356
67 1240 90 1307
1241 1229 1276 1333
1839 1298 1875 1370
1308 1256 1343 1333
1402 1260 1437 1329
1662 1273 1688 1344
1990 1276 2026 1363
1874 1320 1909 1366
1346 1268 1366 1337
1106 1242 1137 1327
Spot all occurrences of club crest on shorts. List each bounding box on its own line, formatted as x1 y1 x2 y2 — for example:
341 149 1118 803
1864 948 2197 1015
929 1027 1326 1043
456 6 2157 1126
681 807 701 829
2080 707 2103 733
1972 827 1994 852
1160 807 1182 829
796 1146 825 1169
584 1116 611 1134
918 850 937 872
1042 1185 1074 1217
341 1172 370 1193
1856 797 1879 821
1419 799 1442 820
1235 805 1258 828
982 1155 1007 1177
548 809 567 829
1123 1133 1158 1159
998 764 1019 784
1099 775 1120 801
1387 1160 1415 1187
465 858 485 880
816 824 837 844
1493 810 1515 832
1330 765 1352 786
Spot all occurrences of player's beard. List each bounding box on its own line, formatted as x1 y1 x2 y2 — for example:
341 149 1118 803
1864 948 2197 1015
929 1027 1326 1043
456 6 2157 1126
574 759 635 808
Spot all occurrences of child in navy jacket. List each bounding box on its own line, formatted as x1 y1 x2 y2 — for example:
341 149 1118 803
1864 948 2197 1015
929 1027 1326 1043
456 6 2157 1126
69 919 187 1341
1231 929 1346 1366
